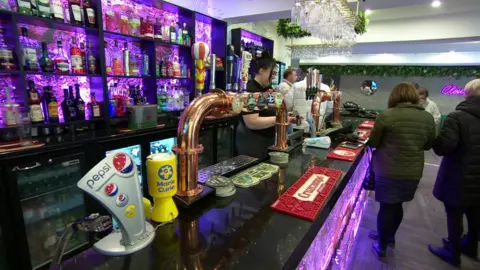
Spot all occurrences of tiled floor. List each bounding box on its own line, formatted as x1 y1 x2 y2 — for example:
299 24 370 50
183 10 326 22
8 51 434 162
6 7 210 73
347 151 480 270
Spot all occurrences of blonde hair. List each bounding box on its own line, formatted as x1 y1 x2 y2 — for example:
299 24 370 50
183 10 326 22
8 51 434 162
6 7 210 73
464 79 480 98
388 83 420 108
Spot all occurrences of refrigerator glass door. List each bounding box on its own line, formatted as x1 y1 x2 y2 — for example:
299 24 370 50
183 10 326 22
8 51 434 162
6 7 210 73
199 130 213 169
15 157 88 269
0 227 7 270
217 126 234 162
150 137 176 154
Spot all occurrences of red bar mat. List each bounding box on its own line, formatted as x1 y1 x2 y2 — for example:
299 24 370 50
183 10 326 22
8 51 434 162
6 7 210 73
327 145 363 162
271 166 343 221
359 120 375 129
355 128 372 141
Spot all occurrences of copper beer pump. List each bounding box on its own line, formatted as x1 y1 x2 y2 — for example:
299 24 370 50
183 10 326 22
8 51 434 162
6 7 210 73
173 90 288 200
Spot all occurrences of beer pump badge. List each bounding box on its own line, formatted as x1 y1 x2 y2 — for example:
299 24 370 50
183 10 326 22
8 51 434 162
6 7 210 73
232 95 243 114
274 93 283 108
246 94 256 112
267 92 275 107
257 94 266 109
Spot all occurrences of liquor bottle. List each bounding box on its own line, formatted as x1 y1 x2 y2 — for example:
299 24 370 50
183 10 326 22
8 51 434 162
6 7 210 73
31 0 39 16
166 57 173 77
161 18 169 42
135 86 143 105
173 57 180 78
39 42 54 72
50 0 64 22
0 87 19 126
21 28 39 72
37 0 51 18
74 84 85 120
108 84 117 117
61 87 76 122
130 54 139 76
177 23 183 45
119 9 129 35
144 16 154 39
129 10 141 37
180 57 186 77
123 42 130 76
79 42 86 74
27 80 44 124
160 57 166 77
44 87 59 123
127 85 135 106
112 40 123 76
154 18 162 40
54 40 69 73
87 92 100 118
86 41 96 74
166 83 173 111
69 0 82 25
142 49 149 76
157 84 167 112
169 22 176 44
174 86 183 110
83 0 95 27
0 28 15 70
70 36 84 74
183 86 190 108
182 22 189 46
17 0 32 14
104 41 112 75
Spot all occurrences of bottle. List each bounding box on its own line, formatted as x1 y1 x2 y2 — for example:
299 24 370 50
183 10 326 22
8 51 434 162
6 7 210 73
144 16 154 39
74 84 85 120
160 57 166 77
166 83 173 111
54 40 69 73
112 40 123 76
173 57 180 78
30 0 39 16
142 49 149 76
177 23 183 45
37 0 51 18
180 57 186 78
161 18 169 42
70 36 84 74
130 53 139 76
39 42 54 72
0 87 19 126
166 57 173 77
79 42 86 74
108 84 117 117
21 27 39 72
50 0 64 22
182 22 189 46
27 80 44 124
44 87 59 123
61 87 76 122
139 17 145 37
88 92 100 118
174 86 183 110
127 85 135 106
0 29 15 70
104 41 112 75
154 18 162 40
17 0 32 14
129 10 141 37
157 84 167 112
86 41 96 74
183 86 190 108
123 42 130 76
119 9 129 35
169 22 176 44
135 86 143 105
83 0 95 27
69 0 82 25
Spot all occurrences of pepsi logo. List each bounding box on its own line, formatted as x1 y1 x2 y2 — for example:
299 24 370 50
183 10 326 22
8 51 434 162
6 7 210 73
105 183 119 197
116 194 129 207
113 153 134 174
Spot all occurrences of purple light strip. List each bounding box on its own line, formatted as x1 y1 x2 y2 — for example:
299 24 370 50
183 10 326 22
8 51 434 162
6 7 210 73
195 20 212 49
441 84 466 96
298 153 369 270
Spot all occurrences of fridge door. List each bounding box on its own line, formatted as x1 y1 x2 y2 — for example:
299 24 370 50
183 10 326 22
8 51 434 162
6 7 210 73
7 153 89 269
199 129 214 169
217 125 234 163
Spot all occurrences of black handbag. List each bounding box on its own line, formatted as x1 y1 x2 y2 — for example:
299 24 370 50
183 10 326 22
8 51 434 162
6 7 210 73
362 147 375 191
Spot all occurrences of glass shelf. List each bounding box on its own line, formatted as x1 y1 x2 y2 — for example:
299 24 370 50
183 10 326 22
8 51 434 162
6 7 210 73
107 75 151 79
24 71 102 77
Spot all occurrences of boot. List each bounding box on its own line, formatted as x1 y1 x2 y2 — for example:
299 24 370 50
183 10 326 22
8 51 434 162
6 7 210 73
372 242 387 259
368 230 396 248
429 239 461 267
442 235 479 260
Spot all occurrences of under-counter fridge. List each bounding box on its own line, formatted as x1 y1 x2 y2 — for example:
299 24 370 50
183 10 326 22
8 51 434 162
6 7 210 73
3 152 90 270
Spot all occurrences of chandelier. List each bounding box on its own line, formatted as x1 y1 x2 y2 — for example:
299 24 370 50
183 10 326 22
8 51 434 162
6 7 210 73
290 0 358 58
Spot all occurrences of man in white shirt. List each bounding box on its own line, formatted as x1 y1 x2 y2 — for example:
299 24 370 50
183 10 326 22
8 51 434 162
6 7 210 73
278 68 297 111
417 87 442 130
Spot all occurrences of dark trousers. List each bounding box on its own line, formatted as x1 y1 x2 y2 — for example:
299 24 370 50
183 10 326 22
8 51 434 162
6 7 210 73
377 202 404 249
444 204 479 252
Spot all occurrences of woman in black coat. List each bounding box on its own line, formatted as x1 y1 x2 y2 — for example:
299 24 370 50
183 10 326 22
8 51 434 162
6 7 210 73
429 79 480 267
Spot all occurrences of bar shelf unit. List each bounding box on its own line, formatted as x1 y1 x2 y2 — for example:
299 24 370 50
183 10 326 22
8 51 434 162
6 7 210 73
0 0 227 135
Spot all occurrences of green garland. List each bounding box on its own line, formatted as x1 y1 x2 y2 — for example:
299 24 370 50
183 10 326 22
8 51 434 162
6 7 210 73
300 65 480 78
354 11 369 35
276 19 311 39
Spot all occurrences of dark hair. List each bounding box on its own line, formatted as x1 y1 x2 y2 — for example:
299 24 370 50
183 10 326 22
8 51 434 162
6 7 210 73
283 68 296 79
255 51 276 74
417 87 429 98
388 83 420 108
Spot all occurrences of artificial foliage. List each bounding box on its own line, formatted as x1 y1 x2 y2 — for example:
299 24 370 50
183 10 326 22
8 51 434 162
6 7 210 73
354 11 369 35
300 65 480 78
276 18 312 39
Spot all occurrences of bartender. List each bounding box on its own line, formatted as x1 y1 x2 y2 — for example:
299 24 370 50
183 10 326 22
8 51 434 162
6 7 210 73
236 53 294 159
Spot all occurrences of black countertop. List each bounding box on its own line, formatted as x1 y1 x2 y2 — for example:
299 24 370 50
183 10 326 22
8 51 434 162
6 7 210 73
61 140 365 270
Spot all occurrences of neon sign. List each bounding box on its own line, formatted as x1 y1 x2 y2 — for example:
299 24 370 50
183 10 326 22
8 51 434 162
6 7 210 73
441 84 466 96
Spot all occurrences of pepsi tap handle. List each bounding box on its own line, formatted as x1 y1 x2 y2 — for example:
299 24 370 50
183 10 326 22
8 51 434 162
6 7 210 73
77 153 146 245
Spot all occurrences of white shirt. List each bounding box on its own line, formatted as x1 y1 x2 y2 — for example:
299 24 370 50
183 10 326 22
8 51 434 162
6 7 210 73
292 79 332 130
278 80 294 111
423 98 442 126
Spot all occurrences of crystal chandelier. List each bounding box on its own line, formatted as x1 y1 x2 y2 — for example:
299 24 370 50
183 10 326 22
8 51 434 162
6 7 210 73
290 0 358 58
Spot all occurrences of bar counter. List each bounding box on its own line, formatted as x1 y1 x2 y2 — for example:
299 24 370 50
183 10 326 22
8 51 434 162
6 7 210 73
61 138 369 270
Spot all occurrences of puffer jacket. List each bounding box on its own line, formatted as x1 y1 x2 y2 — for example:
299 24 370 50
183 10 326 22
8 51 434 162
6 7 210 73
433 96 480 206
368 103 436 180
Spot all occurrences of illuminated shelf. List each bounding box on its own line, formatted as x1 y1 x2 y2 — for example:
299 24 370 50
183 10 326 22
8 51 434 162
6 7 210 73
25 72 102 77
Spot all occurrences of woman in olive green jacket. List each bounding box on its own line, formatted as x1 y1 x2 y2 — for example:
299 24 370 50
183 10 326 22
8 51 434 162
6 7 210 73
367 83 436 258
